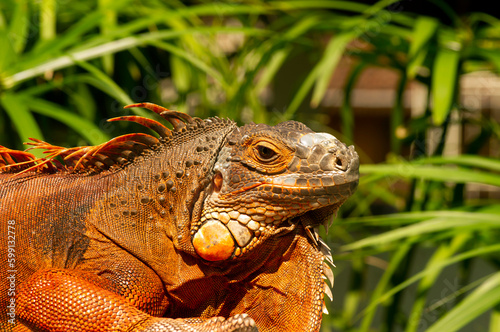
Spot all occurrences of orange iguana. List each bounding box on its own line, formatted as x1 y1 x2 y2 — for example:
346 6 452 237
0 103 359 331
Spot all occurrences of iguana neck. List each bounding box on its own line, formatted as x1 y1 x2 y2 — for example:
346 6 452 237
163 225 326 331
237 227 326 332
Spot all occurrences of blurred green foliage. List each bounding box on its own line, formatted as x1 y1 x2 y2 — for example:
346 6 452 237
1 0 500 331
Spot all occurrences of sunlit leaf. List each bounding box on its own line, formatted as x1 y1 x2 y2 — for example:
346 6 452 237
74 62 136 109
361 163 500 186
150 39 227 89
426 272 500 332
98 0 117 75
311 31 359 108
357 245 500 316
40 0 56 41
7 0 29 53
413 155 500 172
0 93 44 157
407 16 438 79
404 233 470 332
343 212 500 250
255 15 320 93
431 46 460 125
0 30 16 73
28 98 110 145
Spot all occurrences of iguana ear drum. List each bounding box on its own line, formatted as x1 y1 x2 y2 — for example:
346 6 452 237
193 220 235 261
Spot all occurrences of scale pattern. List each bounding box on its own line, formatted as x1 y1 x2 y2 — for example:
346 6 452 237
0 103 359 332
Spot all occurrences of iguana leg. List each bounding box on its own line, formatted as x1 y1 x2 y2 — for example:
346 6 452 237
16 269 257 332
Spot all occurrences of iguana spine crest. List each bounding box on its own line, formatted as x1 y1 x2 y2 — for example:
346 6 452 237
0 103 221 175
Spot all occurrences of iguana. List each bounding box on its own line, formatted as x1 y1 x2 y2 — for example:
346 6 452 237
0 102 359 332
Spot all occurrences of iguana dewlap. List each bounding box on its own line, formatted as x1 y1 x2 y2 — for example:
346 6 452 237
0 103 359 332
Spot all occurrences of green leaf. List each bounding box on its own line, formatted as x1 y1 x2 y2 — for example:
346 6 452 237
255 15 320 93
149 39 227 90
7 0 29 53
405 233 470 332
431 46 460 125
171 54 191 94
310 31 359 108
0 29 16 74
491 308 500 332
0 1 28 74
28 98 110 145
98 0 117 75
343 212 500 251
473 48 500 74
0 93 44 157
407 16 438 79
0 8 6 29
360 163 500 187
342 210 498 225
31 10 104 58
69 83 97 121
413 155 500 172
363 0 401 16
40 0 56 41
74 62 134 108
68 69 149 119
426 272 500 332
284 30 359 119
271 1 369 13
5 27 259 89
359 242 412 332
357 245 500 317
341 62 365 142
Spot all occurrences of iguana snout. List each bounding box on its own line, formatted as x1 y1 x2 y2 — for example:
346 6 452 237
192 122 359 262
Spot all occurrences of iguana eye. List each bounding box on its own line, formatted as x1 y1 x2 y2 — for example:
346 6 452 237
256 144 277 162
243 137 293 173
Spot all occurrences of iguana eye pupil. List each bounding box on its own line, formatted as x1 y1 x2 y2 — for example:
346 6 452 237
256 145 276 161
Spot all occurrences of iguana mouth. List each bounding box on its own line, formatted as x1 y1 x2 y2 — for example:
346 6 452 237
192 174 357 262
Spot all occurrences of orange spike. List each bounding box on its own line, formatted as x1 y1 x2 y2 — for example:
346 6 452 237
0 147 38 172
160 110 195 124
108 116 171 138
3 105 173 175
9 157 55 176
65 146 96 171
123 102 187 130
124 102 171 115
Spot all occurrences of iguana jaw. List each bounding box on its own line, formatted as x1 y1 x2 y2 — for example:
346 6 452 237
192 174 356 262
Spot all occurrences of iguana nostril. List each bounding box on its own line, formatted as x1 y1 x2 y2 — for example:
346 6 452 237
335 155 348 171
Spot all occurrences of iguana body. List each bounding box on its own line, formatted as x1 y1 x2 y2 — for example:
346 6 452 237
0 103 359 332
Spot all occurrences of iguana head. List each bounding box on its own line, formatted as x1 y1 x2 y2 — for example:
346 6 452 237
192 120 359 261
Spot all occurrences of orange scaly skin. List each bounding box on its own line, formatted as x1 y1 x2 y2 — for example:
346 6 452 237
0 103 359 331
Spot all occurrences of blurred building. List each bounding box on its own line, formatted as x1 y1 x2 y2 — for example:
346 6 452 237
321 57 500 199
